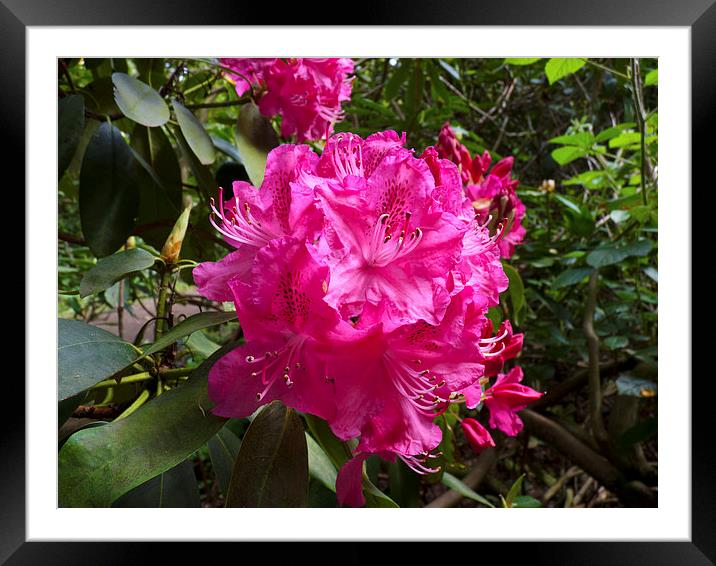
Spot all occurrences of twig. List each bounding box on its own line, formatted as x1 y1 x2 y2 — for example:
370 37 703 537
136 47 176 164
582 271 609 449
630 58 654 206
543 466 581 504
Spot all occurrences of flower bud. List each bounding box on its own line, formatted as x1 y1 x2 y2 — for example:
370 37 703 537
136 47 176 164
461 417 495 454
161 202 192 264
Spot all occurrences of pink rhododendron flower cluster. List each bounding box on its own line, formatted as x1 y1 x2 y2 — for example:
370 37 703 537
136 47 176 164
437 122 526 258
194 130 541 506
221 58 354 143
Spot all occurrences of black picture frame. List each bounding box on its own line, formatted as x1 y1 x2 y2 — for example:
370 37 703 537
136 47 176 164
5 1 710 563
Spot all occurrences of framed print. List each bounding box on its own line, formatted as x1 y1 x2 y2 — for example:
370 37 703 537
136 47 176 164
4 0 711 563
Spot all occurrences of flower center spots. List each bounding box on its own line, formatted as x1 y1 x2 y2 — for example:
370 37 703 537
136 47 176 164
273 270 310 326
209 187 279 248
268 170 292 232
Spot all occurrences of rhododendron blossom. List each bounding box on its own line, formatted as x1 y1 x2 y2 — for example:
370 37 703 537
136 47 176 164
221 58 354 142
194 129 541 507
436 122 527 258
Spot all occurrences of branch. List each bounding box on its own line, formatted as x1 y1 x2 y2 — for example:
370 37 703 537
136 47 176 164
521 410 656 507
582 271 609 448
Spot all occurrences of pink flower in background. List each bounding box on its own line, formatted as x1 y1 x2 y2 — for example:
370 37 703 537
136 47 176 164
436 122 526 258
220 58 354 142
461 417 495 454
195 128 539 507
483 366 542 436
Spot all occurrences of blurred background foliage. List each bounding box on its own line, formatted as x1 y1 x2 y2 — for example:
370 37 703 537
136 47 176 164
58 57 657 508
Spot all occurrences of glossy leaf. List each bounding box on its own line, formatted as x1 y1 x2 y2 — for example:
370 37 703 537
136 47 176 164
174 126 218 198
442 472 494 507
235 102 278 186
207 426 242 497
79 122 140 257
225 401 308 507
112 459 200 508
58 343 234 507
58 94 85 178
552 267 593 289
131 125 183 249
142 310 237 357
112 72 170 127
363 477 400 508
185 331 221 359
502 263 525 322
79 248 157 298
172 100 215 165
306 433 338 492
58 319 138 401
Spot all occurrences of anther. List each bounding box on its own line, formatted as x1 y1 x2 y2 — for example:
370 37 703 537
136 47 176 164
245 355 255 363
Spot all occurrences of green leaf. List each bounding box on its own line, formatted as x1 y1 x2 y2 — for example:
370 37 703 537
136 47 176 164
185 331 221 358
502 263 525 321
306 433 338 492
552 267 593 289
604 336 629 350
551 146 587 165
172 100 215 165
79 248 156 298
615 375 657 398
112 459 200 507
58 94 85 179
142 311 237 357
644 69 658 86
211 135 243 163
131 125 183 249
207 426 242 497
79 122 140 257
441 472 494 507
58 344 233 507
548 132 594 149
363 477 399 508
586 239 653 268
545 58 587 84
112 72 170 127
384 60 412 100
58 319 138 401
388 461 421 507
225 401 308 507
609 132 641 148
504 58 541 66
512 495 542 508
174 126 218 198
303 414 351 469
504 473 525 507
235 102 278 186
